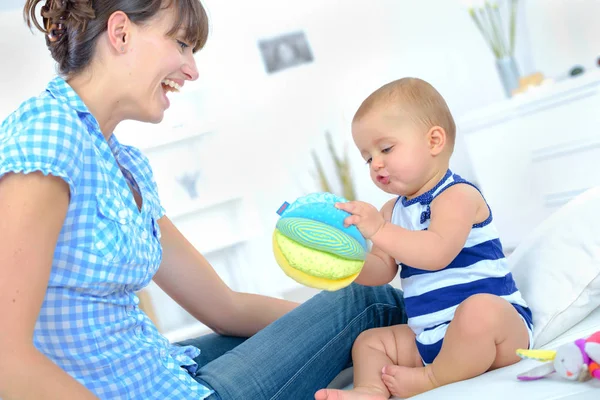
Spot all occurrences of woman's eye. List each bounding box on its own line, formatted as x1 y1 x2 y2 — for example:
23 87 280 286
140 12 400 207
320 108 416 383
177 40 189 50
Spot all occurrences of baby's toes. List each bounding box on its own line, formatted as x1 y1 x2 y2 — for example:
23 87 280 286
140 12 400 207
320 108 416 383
382 374 400 396
382 365 404 396
382 365 403 377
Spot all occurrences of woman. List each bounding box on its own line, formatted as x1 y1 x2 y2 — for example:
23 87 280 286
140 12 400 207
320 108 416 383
0 1 406 399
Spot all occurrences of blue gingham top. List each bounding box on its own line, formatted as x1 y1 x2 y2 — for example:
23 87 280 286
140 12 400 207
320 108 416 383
0 77 212 399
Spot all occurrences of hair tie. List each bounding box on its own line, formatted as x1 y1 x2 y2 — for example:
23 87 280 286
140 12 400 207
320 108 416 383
42 0 67 43
47 22 66 42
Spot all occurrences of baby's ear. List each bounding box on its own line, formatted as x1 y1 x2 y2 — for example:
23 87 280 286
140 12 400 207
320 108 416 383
426 126 446 156
517 363 556 381
585 342 600 363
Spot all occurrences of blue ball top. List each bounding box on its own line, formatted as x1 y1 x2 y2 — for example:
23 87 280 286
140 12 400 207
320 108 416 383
277 192 367 251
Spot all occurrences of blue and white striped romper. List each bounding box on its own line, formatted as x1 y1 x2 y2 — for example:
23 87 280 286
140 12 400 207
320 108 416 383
392 170 533 364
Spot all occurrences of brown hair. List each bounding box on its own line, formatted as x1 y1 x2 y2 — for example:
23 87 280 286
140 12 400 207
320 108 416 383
354 77 456 151
23 0 209 77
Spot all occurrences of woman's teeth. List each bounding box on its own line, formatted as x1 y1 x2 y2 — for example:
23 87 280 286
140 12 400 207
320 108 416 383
161 79 181 92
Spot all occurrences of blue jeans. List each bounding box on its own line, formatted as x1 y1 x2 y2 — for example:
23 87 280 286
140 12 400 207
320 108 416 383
177 283 406 400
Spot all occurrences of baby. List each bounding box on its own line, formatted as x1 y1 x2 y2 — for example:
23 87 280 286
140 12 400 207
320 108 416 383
315 78 533 399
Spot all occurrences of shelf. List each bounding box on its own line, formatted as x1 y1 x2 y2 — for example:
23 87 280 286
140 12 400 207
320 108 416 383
141 125 216 154
458 70 600 134
199 235 249 256
114 119 216 154
168 193 244 221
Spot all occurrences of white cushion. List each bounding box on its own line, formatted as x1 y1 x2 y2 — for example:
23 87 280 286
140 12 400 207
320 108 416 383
509 186 600 347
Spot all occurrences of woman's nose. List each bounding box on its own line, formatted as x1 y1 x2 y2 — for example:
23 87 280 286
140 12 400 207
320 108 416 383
182 54 199 81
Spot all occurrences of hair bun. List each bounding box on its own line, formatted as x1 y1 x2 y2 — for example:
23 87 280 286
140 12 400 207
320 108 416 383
41 0 95 42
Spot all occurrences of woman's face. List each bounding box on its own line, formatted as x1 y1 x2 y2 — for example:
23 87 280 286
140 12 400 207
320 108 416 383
122 6 199 124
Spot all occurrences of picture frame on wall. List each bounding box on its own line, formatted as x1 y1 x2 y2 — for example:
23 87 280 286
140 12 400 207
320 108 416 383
258 31 314 74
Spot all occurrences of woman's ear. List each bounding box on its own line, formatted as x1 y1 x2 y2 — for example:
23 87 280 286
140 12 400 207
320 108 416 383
426 126 446 156
106 11 132 53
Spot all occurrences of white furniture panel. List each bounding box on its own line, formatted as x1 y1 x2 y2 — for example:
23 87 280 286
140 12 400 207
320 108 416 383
531 136 600 210
459 71 600 250
146 243 252 342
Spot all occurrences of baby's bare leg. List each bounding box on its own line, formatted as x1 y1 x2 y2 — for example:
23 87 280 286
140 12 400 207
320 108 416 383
315 325 421 400
353 325 422 395
432 294 529 380
385 294 529 399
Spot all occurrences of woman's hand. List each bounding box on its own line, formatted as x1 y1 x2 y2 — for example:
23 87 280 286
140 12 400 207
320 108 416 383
335 200 386 239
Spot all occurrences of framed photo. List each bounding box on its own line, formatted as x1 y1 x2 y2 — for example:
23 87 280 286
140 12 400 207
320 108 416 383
258 31 314 74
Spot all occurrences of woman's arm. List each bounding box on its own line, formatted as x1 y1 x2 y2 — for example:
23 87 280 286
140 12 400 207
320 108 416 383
153 217 298 338
0 172 98 400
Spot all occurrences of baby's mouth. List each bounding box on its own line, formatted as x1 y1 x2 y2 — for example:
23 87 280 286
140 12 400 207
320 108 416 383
377 175 390 184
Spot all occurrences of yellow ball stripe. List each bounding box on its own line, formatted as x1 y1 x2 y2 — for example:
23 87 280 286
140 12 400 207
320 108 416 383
273 231 360 291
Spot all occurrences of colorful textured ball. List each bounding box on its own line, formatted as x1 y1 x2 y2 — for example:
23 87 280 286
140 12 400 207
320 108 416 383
273 192 368 291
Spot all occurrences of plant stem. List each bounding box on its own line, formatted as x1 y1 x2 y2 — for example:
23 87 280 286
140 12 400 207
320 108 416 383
509 0 518 54
485 2 505 57
470 8 500 58
469 1 519 59
492 4 508 57
312 150 332 194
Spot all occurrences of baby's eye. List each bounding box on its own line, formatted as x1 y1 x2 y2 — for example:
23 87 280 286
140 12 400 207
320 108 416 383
365 157 372 165
177 40 190 50
381 146 393 154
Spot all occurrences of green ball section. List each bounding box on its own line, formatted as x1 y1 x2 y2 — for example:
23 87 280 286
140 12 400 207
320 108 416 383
276 217 366 261
274 231 364 279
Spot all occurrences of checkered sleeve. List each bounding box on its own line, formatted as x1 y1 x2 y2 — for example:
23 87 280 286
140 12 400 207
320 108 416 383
0 98 85 197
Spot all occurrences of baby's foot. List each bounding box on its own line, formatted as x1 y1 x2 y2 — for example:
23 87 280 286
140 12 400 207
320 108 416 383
314 387 388 400
381 365 438 398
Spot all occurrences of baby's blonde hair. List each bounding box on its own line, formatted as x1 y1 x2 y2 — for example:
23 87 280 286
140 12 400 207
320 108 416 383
354 77 456 152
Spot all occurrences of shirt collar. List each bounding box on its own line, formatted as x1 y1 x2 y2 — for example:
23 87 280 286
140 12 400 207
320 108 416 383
46 76 92 115
46 75 113 148
401 169 452 207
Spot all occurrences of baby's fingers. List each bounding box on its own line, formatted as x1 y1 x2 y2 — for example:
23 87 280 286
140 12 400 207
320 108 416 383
335 201 355 213
343 215 360 228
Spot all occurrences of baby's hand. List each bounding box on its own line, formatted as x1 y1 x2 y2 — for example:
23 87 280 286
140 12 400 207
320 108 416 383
335 201 385 239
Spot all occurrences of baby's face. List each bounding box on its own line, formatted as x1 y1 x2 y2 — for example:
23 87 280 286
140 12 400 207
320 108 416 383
352 108 433 198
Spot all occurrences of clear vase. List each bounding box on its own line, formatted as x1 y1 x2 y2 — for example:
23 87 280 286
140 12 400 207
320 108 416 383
496 56 521 97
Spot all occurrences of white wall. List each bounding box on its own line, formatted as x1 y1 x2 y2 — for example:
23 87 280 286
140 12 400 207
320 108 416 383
524 0 600 79
0 10 58 117
1 0 598 296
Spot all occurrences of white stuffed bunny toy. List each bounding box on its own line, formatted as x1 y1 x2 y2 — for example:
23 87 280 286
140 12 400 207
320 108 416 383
516 331 600 382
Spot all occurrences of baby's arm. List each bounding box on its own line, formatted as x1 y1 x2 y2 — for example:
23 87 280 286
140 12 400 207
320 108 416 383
374 184 485 271
354 199 398 286
338 184 486 272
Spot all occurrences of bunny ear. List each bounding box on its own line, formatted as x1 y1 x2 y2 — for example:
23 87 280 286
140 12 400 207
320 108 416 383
517 362 556 381
516 349 557 362
585 343 600 363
